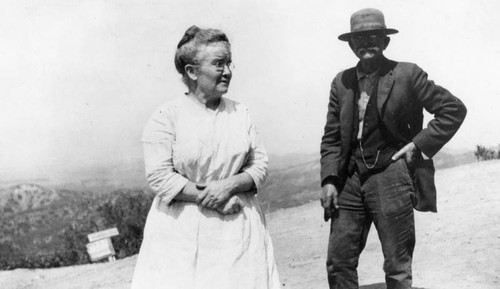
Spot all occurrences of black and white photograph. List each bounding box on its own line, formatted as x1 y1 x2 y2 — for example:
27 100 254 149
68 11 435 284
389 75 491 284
1 0 498 288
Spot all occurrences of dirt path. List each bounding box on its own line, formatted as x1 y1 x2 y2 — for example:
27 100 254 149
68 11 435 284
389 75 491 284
2 161 500 289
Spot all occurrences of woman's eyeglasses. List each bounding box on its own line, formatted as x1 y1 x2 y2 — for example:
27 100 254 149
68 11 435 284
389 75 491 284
194 61 235 72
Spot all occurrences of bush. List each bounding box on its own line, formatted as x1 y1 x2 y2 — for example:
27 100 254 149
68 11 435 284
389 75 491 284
60 221 96 265
0 189 154 270
97 189 155 258
474 145 499 161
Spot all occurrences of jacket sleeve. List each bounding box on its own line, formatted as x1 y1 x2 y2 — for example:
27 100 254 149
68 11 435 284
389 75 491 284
320 76 342 185
411 65 467 157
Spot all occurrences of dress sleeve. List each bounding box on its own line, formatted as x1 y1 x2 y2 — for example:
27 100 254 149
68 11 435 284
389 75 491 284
142 105 189 204
240 107 269 190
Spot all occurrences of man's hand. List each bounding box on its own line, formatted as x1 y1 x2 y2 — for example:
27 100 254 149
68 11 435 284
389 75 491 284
321 183 339 222
197 179 234 209
215 195 244 215
392 142 418 166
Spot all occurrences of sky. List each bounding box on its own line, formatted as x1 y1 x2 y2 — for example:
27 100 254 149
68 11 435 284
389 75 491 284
1 0 499 180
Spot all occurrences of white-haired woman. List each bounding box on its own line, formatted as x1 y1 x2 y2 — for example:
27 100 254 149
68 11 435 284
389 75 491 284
130 26 280 289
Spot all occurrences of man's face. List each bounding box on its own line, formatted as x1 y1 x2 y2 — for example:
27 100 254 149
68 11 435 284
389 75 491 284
349 32 389 63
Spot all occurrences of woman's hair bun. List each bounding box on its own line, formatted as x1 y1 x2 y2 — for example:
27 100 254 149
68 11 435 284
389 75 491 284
177 25 200 49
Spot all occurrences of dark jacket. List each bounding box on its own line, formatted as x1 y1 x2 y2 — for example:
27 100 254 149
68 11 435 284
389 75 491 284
320 57 467 187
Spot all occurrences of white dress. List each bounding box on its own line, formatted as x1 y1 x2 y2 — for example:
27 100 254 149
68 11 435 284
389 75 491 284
131 96 280 289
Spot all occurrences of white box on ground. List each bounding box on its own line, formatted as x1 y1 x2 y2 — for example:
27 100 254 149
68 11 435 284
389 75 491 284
86 227 119 262
87 227 119 242
86 238 116 262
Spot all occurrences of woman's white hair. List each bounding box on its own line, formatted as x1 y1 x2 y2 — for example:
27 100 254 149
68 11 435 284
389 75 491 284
174 26 230 90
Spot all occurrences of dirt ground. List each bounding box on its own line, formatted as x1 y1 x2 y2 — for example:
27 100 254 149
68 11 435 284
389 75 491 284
2 160 499 289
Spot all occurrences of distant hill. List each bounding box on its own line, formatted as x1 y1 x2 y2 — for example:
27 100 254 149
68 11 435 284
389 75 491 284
50 159 148 194
0 184 58 215
0 184 153 269
0 185 99 263
432 149 475 169
0 157 148 195
259 148 476 212
259 154 321 212
0 148 477 269
3 159 500 289
0 149 476 215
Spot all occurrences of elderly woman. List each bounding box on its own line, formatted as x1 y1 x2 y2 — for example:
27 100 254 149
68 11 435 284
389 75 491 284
130 26 280 289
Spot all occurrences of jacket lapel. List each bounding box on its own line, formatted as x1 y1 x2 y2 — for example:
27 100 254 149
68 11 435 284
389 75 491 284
377 58 395 116
340 67 359 144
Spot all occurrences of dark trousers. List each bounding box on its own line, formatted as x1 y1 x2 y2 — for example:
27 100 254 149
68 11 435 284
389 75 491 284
327 158 415 289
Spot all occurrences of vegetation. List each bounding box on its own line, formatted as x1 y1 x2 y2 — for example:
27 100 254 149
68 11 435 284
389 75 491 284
0 148 479 270
0 187 154 270
95 189 154 259
474 145 500 161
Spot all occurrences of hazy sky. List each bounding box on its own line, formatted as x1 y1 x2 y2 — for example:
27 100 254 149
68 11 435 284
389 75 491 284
1 0 499 179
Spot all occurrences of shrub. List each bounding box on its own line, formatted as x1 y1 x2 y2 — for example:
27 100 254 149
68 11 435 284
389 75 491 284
474 145 498 161
97 189 154 258
0 188 154 269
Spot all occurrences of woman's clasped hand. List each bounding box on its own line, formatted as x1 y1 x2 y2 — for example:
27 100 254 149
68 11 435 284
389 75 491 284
195 180 244 214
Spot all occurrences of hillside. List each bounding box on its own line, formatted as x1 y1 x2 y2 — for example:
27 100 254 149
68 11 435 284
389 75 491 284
0 149 477 270
259 157 321 212
0 186 153 269
258 149 475 212
0 186 100 266
0 149 474 208
1 160 499 289
0 184 58 215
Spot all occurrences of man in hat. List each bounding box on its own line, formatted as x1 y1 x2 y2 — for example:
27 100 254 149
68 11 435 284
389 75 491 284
320 8 466 289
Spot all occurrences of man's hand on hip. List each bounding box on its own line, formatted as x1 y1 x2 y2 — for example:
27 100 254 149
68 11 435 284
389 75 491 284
321 183 339 222
392 142 418 165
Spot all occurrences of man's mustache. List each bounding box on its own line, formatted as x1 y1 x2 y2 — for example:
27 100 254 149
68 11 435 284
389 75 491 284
358 47 380 53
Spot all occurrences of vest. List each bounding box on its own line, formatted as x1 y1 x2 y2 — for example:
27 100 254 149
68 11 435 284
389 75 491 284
349 81 400 176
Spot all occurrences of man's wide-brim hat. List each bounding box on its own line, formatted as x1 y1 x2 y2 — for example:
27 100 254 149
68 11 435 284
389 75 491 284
338 8 398 41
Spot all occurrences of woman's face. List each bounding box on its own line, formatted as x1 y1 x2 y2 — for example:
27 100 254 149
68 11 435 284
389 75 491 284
194 42 232 98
